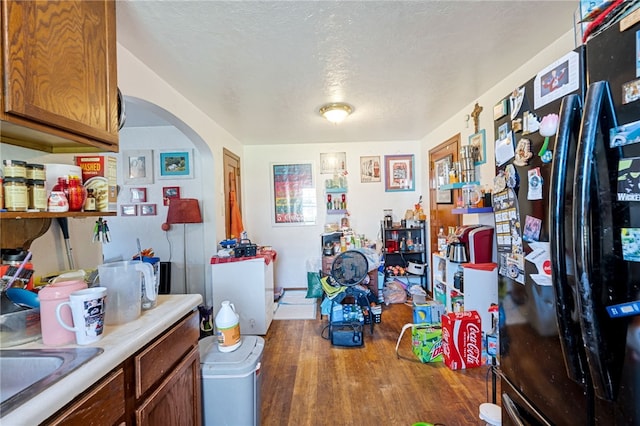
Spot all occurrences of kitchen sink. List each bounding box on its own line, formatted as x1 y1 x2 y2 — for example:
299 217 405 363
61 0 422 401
0 347 103 417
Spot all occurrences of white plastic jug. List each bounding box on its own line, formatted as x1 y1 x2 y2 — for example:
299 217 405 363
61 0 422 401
97 260 155 325
215 301 241 352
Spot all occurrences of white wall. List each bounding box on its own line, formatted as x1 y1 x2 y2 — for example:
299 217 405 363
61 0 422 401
116 45 244 306
243 140 422 288
100 125 206 299
418 29 576 245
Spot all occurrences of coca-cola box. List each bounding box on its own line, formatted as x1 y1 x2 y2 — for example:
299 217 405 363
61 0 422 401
441 311 482 370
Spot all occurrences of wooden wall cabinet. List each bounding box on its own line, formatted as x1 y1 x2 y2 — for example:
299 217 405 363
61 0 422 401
43 311 202 426
0 0 119 153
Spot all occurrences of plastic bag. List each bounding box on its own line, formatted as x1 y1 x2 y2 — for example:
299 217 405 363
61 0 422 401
383 280 407 305
305 258 323 298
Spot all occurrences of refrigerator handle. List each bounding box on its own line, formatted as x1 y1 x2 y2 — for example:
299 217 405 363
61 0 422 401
573 80 619 401
502 394 526 426
549 93 587 384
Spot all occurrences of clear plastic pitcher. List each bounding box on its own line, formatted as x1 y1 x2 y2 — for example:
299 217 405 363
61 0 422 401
134 256 161 310
97 260 154 325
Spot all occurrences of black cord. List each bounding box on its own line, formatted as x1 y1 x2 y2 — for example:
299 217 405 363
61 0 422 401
321 323 330 340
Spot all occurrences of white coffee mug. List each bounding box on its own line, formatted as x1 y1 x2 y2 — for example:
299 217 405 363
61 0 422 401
55 287 107 345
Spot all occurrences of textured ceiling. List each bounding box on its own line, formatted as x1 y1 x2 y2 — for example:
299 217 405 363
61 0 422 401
117 0 578 145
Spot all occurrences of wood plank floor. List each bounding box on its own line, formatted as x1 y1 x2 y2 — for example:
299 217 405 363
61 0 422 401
261 302 496 426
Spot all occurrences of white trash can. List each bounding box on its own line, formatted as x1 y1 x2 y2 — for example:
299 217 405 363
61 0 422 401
199 335 265 426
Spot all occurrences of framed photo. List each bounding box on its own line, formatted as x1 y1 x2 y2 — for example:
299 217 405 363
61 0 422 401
157 150 193 179
140 204 157 216
162 186 180 206
130 187 147 203
360 156 381 183
271 163 316 225
384 154 414 192
123 150 153 185
435 155 453 204
319 152 346 174
121 204 138 216
470 129 487 165
533 50 579 109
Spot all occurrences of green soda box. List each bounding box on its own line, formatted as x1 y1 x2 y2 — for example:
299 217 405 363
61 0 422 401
411 324 443 363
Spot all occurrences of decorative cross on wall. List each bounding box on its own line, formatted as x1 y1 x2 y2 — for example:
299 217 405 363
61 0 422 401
471 102 483 134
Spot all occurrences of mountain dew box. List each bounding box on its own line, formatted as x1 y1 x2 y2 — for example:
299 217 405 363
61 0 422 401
411 324 443 363
75 155 117 211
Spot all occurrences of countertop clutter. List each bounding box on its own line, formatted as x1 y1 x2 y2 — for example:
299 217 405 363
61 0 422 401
1 294 202 425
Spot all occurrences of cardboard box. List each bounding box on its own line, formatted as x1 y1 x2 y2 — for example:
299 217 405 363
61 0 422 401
413 300 445 325
441 311 482 370
411 324 443 363
75 155 117 211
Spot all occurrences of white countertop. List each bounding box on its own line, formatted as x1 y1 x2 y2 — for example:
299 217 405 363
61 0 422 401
1 294 202 425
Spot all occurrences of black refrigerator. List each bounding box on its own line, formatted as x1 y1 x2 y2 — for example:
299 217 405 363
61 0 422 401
494 19 640 426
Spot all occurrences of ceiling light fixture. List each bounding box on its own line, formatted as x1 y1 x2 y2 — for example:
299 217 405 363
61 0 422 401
319 103 352 124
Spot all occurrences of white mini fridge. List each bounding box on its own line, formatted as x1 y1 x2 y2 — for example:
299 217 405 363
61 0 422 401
210 257 274 335
199 335 264 426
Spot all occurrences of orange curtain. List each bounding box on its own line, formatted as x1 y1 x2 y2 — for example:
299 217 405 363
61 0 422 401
229 172 244 239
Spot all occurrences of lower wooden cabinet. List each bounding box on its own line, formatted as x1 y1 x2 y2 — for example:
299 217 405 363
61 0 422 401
44 368 126 426
136 346 201 425
44 311 201 426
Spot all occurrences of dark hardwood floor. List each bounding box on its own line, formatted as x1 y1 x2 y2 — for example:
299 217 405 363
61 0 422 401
261 302 497 426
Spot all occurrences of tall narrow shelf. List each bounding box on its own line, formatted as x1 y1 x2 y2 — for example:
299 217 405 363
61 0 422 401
325 187 348 215
381 222 429 292
432 253 498 334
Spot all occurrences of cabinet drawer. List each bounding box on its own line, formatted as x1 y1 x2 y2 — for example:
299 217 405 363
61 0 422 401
134 310 199 398
44 368 125 426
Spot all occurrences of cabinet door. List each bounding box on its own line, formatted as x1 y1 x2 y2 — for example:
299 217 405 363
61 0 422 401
135 311 199 398
135 346 202 426
44 368 126 426
1 0 118 149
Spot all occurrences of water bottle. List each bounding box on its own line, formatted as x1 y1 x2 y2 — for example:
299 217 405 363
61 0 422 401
215 301 241 352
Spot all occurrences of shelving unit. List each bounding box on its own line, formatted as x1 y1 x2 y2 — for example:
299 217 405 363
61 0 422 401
381 221 428 292
438 181 480 190
451 207 494 214
432 253 498 334
325 187 348 215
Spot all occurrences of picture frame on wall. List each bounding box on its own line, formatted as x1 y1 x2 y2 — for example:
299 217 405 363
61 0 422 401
319 152 346 174
140 204 157 216
123 150 153 185
271 162 316 225
469 129 487 165
359 156 381 183
162 186 180 206
157 150 193 179
130 187 147 203
384 154 414 192
121 204 138 216
435 155 453 204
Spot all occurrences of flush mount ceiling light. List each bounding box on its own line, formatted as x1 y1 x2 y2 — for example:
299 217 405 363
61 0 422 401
319 103 352 124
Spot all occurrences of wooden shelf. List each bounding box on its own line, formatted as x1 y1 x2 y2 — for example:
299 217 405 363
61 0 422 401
439 181 480 190
1 211 116 249
327 209 348 215
451 207 494 214
325 187 348 193
0 211 117 219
